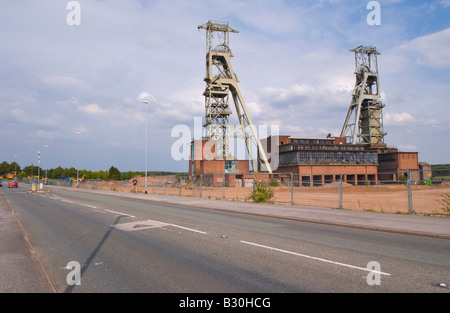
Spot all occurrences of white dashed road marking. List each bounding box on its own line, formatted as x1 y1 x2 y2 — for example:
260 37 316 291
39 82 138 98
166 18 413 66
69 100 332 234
240 240 391 276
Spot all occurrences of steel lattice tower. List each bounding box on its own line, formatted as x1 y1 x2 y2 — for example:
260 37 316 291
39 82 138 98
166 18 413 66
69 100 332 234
341 46 386 147
198 20 272 173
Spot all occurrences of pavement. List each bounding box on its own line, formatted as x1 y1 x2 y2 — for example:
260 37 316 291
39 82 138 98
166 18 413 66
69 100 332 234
0 192 55 293
1 184 449 293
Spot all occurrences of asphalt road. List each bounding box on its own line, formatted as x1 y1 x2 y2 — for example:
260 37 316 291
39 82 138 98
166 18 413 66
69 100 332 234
2 185 450 293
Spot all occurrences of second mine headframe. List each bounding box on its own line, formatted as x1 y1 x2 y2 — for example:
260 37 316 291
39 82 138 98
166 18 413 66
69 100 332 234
197 20 272 173
341 46 386 148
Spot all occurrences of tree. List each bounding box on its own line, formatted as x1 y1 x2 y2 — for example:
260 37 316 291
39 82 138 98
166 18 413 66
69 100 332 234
107 166 121 181
10 162 21 174
123 171 136 180
23 165 37 177
51 166 65 179
66 167 77 178
0 162 9 175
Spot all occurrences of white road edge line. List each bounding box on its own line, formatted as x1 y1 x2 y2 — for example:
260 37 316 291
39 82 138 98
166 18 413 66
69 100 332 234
240 240 391 276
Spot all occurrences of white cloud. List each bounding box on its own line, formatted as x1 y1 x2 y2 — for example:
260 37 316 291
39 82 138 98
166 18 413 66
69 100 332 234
41 75 84 87
262 84 316 103
34 130 59 141
78 103 105 115
399 144 418 151
399 28 450 68
245 101 263 118
146 86 204 124
440 0 450 8
384 112 416 125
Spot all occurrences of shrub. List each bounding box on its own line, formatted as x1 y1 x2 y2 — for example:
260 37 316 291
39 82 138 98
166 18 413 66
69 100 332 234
250 180 274 203
269 178 279 187
438 194 450 214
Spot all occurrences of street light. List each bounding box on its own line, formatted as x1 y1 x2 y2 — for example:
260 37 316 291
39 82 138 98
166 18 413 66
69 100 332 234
38 151 41 190
14 155 17 177
142 100 149 194
75 131 80 188
44 145 48 184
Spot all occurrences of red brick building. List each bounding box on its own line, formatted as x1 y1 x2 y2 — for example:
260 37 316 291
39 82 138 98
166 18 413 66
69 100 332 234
189 136 420 186
262 136 379 186
189 139 251 186
377 148 419 181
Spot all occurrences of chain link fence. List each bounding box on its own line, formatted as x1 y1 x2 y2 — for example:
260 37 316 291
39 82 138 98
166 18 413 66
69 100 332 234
21 169 450 216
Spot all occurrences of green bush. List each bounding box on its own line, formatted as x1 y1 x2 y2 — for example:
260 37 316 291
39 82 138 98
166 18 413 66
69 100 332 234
269 178 279 187
250 180 274 203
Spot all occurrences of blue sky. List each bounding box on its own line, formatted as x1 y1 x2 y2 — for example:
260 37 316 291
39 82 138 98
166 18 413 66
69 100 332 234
0 0 449 172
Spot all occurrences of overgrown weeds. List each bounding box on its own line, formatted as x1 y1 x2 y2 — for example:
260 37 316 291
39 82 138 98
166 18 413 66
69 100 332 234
249 180 274 203
438 194 450 215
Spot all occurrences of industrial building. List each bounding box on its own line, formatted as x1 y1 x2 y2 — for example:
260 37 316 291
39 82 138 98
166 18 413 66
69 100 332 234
257 135 419 185
191 20 420 184
260 135 379 186
189 138 253 187
377 148 419 181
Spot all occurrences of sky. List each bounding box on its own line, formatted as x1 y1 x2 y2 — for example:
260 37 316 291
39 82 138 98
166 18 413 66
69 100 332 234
0 0 449 172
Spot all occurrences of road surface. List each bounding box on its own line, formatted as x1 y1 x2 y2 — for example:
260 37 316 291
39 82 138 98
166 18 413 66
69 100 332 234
1 185 449 293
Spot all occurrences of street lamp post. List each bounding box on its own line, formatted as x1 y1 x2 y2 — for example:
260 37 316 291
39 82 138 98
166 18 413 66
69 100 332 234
38 151 41 190
142 100 149 194
14 155 17 178
76 131 80 188
44 145 48 184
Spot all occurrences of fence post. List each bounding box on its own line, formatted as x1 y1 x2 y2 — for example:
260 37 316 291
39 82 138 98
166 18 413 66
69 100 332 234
407 171 413 214
253 173 255 192
339 175 343 210
222 174 225 200
290 173 294 206
179 176 182 196
199 174 202 198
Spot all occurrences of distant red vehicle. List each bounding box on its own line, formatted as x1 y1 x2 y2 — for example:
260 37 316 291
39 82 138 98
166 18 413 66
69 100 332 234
8 181 18 188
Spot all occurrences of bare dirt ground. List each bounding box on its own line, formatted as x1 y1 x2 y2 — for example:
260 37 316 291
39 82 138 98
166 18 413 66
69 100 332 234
77 176 450 215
